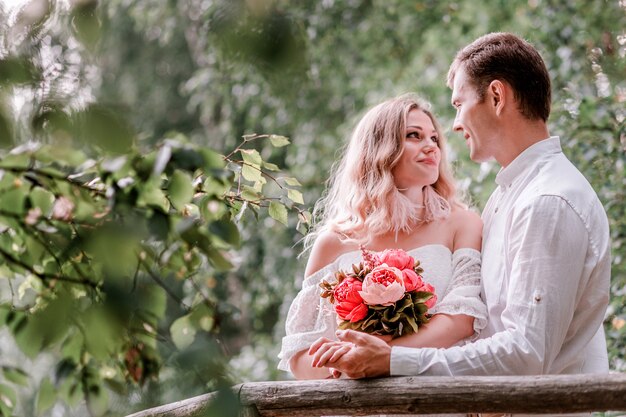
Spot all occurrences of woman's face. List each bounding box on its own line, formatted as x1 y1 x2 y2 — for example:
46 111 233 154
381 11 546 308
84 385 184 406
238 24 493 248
391 109 441 190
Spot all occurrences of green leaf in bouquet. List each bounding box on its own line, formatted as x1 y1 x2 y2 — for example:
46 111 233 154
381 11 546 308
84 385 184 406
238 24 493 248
416 303 429 315
395 295 413 314
269 134 290 147
382 308 402 323
412 291 434 304
361 316 379 332
268 201 288 226
338 320 358 331
405 315 419 333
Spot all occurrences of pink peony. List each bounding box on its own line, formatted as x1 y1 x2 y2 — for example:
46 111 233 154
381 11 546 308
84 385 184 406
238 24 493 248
333 277 369 322
401 269 424 292
379 249 414 270
359 265 406 306
417 282 437 309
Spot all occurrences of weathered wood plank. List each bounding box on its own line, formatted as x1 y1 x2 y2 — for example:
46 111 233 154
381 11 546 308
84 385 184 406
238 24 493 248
126 373 626 417
239 374 626 416
125 391 218 417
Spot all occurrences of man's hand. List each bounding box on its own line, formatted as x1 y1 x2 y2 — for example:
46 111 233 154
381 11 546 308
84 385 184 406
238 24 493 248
309 330 392 379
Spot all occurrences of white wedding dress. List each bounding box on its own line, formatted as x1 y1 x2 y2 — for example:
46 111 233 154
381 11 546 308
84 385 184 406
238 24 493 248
278 244 488 417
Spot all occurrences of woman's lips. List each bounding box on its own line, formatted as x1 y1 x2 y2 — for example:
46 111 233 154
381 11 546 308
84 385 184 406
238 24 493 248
418 158 437 166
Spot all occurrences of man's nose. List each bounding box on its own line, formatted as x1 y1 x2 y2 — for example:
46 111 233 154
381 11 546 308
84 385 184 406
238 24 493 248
452 116 463 133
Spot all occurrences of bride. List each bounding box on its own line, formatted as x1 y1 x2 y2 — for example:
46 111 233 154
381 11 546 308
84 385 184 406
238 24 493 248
278 94 487 386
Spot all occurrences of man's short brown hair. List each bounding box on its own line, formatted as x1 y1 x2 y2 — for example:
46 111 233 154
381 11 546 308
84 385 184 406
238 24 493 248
447 33 551 122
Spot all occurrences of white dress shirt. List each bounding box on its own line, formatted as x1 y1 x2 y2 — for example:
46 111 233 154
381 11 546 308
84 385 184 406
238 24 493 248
391 137 610 384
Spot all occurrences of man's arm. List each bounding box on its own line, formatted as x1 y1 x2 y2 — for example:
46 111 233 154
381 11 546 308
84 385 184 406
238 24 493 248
391 196 607 376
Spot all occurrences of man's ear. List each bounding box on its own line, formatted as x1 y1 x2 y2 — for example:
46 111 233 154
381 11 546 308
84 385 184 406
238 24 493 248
488 80 506 116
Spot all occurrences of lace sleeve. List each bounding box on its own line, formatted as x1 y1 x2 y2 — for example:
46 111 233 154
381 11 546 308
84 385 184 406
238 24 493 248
277 265 338 373
429 248 487 341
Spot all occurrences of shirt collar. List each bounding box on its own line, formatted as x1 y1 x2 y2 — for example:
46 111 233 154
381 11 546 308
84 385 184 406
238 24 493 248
495 136 562 187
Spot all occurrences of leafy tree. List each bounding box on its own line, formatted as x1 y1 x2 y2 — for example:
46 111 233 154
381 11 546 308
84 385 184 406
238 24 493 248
0 2 308 416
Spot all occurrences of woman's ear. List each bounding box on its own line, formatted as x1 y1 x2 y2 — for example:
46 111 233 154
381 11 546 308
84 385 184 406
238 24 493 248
488 80 506 116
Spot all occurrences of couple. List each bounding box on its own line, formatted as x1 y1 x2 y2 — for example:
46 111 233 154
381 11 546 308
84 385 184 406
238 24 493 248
278 32 610 414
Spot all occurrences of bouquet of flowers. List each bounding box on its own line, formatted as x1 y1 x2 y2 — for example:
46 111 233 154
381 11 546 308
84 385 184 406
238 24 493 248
320 248 437 338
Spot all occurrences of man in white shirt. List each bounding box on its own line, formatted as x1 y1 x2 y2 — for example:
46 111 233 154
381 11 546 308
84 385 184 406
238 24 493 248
310 33 610 384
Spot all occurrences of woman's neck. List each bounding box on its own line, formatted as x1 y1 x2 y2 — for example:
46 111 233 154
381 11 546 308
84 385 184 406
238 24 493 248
399 185 425 206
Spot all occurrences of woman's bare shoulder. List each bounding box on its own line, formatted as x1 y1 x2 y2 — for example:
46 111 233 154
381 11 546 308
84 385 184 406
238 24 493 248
449 208 483 251
304 230 355 277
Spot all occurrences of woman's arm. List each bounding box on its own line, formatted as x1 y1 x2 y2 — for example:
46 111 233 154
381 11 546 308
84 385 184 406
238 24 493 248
289 350 335 379
392 209 483 349
389 313 474 348
279 230 353 379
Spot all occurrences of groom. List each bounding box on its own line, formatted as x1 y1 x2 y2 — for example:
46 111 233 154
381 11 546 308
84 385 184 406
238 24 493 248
310 33 611 379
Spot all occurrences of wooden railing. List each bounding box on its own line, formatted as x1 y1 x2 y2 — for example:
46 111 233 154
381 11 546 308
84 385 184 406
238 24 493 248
127 373 626 417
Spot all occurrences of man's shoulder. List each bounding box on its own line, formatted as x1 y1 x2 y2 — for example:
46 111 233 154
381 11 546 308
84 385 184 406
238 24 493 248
527 153 601 213
517 153 609 245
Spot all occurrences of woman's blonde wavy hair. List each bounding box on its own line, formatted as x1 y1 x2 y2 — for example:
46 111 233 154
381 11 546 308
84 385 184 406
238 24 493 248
305 93 464 250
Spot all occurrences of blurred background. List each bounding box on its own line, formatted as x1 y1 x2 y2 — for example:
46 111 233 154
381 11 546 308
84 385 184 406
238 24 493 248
0 0 624 416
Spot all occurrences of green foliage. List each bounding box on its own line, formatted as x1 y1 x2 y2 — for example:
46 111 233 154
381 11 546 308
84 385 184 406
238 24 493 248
0 131 306 414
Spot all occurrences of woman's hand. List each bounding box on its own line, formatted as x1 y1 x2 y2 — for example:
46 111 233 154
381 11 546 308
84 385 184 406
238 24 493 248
309 338 353 368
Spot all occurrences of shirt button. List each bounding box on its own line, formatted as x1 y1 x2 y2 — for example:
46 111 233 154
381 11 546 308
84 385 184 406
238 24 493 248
494 207 498 213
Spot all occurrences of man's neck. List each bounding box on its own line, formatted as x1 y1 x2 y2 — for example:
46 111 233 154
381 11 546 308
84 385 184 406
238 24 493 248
496 119 550 168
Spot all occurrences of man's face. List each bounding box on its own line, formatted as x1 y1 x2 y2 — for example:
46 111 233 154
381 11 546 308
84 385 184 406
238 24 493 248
450 67 497 162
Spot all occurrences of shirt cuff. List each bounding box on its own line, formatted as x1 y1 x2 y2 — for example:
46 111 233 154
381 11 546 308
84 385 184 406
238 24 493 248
390 346 421 376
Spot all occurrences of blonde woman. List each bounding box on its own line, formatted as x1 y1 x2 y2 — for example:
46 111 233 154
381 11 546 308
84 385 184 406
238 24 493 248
278 94 487 381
